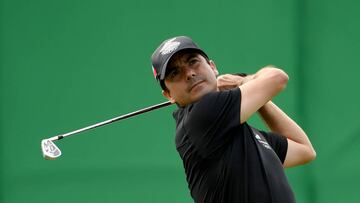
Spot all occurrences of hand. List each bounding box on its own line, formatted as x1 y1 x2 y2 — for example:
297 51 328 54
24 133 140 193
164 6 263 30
217 74 244 91
217 74 253 91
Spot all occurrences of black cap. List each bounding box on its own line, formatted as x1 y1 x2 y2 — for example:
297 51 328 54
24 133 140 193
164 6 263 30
151 36 208 83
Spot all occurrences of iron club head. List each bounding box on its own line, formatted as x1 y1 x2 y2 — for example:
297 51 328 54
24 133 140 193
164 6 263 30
41 139 62 160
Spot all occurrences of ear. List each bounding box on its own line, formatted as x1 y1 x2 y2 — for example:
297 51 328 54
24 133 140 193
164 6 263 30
162 89 176 103
209 60 219 77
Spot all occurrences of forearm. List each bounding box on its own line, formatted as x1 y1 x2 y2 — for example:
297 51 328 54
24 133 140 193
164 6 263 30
235 66 286 86
258 101 315 152
218 66 288 91
259 102 303 141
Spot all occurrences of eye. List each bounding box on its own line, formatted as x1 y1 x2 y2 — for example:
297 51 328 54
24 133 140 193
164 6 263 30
167 68 180 79
189 58 199 66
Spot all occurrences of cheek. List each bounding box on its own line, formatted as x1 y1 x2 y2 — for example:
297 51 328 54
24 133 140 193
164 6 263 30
207 70 218 85
166 83 185 99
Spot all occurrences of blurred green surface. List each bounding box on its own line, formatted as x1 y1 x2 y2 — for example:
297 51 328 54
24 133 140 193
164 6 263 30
1 0 359 202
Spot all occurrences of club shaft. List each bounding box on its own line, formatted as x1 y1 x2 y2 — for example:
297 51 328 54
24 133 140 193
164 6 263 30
49 101 172 141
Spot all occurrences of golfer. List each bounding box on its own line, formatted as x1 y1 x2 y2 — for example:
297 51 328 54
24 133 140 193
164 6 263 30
151 36 316 203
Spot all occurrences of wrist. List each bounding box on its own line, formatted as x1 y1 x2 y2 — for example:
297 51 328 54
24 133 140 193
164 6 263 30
242 74 254 85
233 73 248 77
231 73 254 86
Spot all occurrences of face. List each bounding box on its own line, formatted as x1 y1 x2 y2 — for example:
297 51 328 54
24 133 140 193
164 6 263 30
162 51 219 107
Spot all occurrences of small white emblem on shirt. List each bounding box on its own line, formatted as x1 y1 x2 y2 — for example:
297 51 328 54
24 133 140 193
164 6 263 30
255 133 272 150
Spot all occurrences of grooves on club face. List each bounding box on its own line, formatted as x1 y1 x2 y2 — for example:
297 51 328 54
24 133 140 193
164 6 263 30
41 139 62 160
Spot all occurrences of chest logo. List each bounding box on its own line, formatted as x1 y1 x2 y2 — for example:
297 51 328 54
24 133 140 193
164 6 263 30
254 133 272 150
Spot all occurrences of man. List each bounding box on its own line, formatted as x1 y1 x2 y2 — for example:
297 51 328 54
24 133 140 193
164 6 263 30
151 36 316 203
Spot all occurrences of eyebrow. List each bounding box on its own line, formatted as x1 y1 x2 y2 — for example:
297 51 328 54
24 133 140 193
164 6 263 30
166 53 200 74
184 53 199 62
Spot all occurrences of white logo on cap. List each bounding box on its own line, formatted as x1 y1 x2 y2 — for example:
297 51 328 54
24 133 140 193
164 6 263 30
160 38 180 55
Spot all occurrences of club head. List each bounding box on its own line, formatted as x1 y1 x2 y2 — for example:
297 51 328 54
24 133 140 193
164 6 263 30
41 139 62 160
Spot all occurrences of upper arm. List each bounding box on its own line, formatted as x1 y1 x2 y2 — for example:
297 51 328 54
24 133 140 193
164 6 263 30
283 139 316 168
239 68 288 124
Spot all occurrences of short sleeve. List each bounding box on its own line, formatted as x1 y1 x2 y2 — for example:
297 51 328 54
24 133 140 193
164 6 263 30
260 130 288 163
184 88 241 158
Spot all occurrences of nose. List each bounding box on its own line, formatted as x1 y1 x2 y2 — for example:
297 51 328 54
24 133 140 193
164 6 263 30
185 67 196 81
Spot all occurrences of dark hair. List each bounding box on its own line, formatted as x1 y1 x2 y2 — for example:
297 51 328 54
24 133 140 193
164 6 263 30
160 80 167 90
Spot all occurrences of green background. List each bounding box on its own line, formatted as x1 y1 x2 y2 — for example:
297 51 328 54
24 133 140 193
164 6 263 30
1 0 359 202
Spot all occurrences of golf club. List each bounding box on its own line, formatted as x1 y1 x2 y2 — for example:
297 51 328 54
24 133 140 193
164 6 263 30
41 101 172 160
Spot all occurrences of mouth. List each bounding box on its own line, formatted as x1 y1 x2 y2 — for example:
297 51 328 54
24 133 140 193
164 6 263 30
189 80 204 92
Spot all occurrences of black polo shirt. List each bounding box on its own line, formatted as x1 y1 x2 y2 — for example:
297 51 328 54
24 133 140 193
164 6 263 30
173 88 295 203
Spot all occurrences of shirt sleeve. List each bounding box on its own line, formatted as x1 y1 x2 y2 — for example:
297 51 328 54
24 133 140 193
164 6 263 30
184 88 241 158
260 130 288 163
